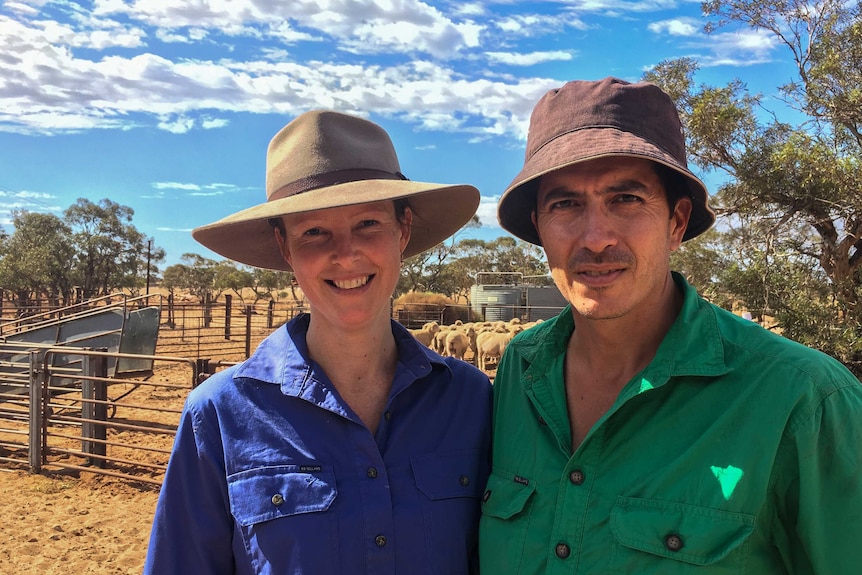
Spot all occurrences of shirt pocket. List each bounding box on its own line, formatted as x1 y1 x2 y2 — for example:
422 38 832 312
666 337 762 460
478 470 537 571
610 495 755 574
227 465 338 572
411 450 485 575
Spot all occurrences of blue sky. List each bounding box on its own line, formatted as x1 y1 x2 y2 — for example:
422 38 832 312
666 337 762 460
0 0 791 269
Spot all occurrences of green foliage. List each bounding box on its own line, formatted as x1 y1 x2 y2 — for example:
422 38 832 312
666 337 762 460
0 211 75 307
398 235 548 300
650 0 862 368
64 198 162 299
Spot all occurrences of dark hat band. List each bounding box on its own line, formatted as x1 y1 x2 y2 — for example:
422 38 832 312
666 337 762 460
269 168 408 202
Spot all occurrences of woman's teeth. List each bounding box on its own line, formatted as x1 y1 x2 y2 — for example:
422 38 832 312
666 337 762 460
332 276 370 289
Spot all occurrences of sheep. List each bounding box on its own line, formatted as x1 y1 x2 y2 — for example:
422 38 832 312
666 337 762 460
476 326 517 371
444 328 473 361
408 321 439 348
432 325 454 354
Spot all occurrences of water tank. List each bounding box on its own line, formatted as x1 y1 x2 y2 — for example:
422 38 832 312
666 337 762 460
524 286 568 321
471 285 522 321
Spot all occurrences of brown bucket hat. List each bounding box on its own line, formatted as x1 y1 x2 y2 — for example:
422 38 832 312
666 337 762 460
193 110 480 270
498 77 715 245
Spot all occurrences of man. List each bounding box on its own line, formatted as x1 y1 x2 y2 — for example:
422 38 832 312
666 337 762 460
478 77 862 573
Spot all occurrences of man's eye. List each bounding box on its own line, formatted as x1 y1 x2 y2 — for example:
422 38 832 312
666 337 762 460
551 199 575 209
303 227 322 236
359 219 379 228
616 194 642 204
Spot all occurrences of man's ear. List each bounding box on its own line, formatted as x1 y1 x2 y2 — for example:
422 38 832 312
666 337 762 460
530 210 542 245
669 196 693 251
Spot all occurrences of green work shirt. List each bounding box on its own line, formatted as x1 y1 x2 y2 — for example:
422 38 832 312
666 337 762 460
479 273 862 574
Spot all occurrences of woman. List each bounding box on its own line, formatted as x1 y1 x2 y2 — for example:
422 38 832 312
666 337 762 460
143 110 491 574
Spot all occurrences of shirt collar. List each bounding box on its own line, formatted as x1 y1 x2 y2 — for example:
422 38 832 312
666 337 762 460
233 313 452 400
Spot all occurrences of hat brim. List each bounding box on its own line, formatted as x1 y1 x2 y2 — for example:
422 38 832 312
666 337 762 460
498 127 715 245
193 180 480 271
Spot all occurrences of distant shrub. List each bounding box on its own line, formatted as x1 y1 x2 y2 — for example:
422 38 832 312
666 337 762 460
393 292 452 308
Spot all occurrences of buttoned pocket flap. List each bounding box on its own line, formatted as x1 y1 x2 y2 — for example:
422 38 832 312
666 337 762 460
412 450 485 500
227 465 337 527
480 471 536 520
610 496 755 566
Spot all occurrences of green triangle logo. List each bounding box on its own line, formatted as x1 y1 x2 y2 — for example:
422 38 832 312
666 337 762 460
711 465 744 500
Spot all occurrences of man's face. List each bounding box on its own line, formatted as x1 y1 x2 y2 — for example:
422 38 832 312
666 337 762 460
531 156 691 321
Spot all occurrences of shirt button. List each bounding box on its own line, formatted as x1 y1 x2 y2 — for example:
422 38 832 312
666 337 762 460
482 489 492 502
367 467 378 479
665 534 684 552
271 493 284 506
555 542 571 559
538 416 547 425
375 535 387 547
459 475 470 487
384 410 392 421
569 469 585 485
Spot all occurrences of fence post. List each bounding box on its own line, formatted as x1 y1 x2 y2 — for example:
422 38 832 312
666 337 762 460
204 293 212 328
267 300 274 329
194 358 211 387
167 293 175 328
28 350 43 473
81 351 108 468
245 305 253 358
224 294 232 340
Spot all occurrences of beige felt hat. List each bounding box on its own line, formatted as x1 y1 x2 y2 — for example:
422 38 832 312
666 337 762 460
193 110 480 270
498 77 715 245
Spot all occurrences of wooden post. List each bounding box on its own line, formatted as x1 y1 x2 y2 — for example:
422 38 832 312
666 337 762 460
204 293 212 328
167 293 175 328
245 305 252 358
81 352 108 468
267 300 275 329
224 294 232 340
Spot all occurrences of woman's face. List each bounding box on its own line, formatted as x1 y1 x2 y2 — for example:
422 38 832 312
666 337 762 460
275 200 412 333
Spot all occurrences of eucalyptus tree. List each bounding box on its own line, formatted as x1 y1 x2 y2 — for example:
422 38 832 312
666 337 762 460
0 211 75 309
646 0 862 363
65 198 163 299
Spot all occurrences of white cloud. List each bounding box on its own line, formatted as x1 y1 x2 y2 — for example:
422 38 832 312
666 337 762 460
156 226 195 232
0 7 560 140
152 182 201 190
92 0 483 58
4 1 44 17
0 190 56 199
201 117 229 129
486 50 574 66
648 18 700 37
475 195 501 229
492 12 588 36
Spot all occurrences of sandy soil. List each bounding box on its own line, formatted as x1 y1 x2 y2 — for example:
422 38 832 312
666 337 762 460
0 470 160 574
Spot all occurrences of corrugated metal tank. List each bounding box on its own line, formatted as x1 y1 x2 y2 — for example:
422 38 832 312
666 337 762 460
470 284 522 321
524 286 568 321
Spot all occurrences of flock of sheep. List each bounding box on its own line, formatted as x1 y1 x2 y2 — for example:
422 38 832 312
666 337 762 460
408 317 543 372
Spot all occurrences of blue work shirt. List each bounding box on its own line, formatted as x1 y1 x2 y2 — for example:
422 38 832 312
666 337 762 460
144 314 492 575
